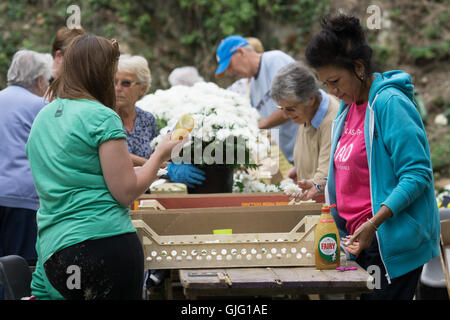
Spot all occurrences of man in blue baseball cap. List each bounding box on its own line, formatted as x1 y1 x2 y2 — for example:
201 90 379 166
215 35 298 164
215 35 250 77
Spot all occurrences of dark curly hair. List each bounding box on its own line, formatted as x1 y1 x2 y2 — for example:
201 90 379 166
305 14 374 82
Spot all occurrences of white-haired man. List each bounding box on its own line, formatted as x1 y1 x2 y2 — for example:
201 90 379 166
168 66 204 87
0 49 52 278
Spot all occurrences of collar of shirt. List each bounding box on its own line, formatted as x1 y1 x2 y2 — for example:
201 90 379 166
310 89 329 129
254 54 263 79
122 105 141 134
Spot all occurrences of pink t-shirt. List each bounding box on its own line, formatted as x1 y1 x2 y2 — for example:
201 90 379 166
334 101 372 235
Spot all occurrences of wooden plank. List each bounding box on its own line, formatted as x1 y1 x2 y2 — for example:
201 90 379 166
180 268 229 289
180 261 372 298
224 268 280 288
275 267 330 288
286 261 369 289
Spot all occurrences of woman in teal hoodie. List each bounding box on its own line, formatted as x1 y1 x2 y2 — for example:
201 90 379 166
301 14 440 299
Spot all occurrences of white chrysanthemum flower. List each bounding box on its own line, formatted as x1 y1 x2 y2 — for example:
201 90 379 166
232 171 282 193
266 184 282 193
279 179 298 191
137 81 269 166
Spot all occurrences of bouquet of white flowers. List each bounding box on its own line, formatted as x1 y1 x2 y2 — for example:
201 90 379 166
137 82 270 169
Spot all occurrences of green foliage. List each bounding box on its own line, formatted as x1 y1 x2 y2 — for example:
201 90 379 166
233 180 246 193
371 44 394 67
409 41 450 62
431 133 450 174
156 118 168 132
0 32 22 85
423 24 440 40
176 0 259 44
0 0 332 88
389 2 449 65
0 0 122 86
414 94 428 125
285 0 331 47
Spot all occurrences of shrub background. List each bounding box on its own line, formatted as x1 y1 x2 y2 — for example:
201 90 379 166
0 0 448 181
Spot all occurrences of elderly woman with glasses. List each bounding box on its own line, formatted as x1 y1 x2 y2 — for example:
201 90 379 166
271 61 339 200
115 54 158 166
115 54 205 188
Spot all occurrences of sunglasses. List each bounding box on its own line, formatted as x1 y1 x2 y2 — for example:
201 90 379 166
114 80 141 88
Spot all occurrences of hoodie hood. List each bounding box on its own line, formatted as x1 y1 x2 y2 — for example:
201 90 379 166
369 70 415 104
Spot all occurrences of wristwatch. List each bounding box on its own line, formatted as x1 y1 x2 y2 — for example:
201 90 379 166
312 180 323 193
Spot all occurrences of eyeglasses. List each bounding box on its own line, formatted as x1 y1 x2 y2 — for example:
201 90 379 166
114 80 141 88
276 105 298 113
276 98 313 113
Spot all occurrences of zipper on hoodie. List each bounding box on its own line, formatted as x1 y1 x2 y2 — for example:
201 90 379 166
367 94 391 284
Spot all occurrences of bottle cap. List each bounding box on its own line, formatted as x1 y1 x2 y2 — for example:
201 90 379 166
321 204 336 212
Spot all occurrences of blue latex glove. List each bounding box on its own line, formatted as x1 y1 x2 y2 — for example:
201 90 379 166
165 163 206 188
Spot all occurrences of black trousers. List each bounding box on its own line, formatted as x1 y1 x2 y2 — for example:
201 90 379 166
44 232 144 300
0 206 37 265
0 206 38 300
356 236 423 300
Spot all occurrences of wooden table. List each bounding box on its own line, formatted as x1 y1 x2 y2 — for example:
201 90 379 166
179 260 372 299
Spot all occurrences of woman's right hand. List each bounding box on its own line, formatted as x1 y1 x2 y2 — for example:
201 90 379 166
153 132 187 162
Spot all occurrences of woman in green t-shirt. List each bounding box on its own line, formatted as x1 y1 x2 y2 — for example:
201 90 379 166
26 34 184 300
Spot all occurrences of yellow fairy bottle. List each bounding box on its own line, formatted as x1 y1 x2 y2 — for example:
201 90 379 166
314 204 340 270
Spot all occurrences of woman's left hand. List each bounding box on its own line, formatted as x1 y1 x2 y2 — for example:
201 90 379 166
343 220 377 256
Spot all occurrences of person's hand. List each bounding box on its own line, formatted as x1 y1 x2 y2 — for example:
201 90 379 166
287 167 297 182
294 179 319 201
161 161 168 168
257 118 266 130
343 220 377 256
166 163 206 188
344 206 392 256
153 132 187 162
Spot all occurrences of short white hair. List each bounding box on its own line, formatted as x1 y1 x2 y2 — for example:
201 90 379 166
168 66 204 87
7 49 53 89
271 61 320 105
117 54 151 92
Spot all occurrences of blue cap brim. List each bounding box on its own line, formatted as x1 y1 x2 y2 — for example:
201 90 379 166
215 55 232 77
